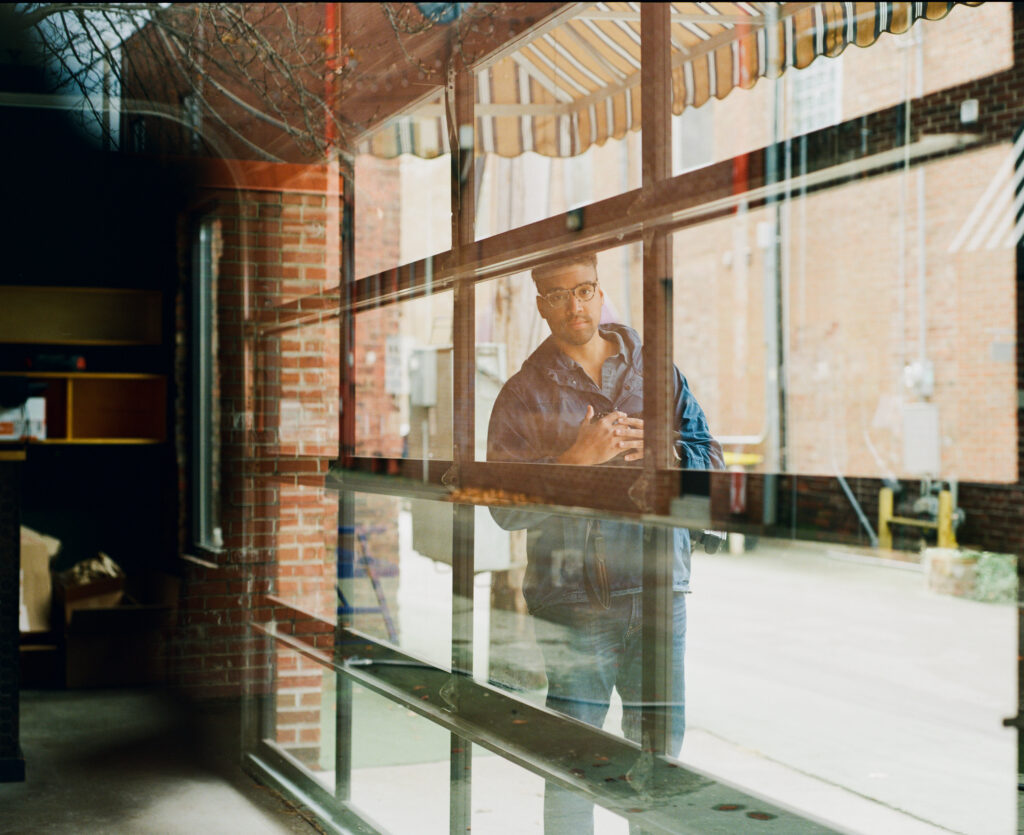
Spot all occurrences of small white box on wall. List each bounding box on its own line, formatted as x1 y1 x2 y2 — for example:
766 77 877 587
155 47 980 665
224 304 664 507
25 396 45 440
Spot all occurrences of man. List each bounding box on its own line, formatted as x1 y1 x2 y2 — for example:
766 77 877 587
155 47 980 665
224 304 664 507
487 252 723 832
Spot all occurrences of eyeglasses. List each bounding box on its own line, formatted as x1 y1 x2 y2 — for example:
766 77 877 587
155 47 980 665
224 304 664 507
537 280 599 309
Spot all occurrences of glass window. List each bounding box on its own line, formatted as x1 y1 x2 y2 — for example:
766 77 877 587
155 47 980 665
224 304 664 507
472 7 642 239
355 290 454 461
348 681 450 834
192 217 222 551
344 491 453 671
236 5 1022 835
474 244 643 463
354 95 451 279
269 646 336 793
672 144 1018 482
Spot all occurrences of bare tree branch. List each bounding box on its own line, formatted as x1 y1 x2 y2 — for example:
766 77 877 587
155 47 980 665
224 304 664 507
12 2 491 161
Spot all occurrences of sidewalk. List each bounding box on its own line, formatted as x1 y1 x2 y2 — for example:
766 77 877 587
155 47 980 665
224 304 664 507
681 538 1016 835
383 513 1017 833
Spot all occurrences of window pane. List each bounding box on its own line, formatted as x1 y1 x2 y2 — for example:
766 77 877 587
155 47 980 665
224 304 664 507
344 492 452 672
274 482 338 623
272 318 340 459
349 681 450 835
192 218 222 550
269 646 335 793
355 290 453 461
677 4 1014 169
475 244 643 463
469 742 630 834
673 145 1018 482
354 95 451 279
472 7 642 240
682 537 1016 833
479 508 684 753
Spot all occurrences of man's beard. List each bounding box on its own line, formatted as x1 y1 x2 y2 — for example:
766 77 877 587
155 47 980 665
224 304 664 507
557 314 596 345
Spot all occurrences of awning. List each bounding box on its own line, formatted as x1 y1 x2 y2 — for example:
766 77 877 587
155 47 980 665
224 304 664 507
360 1 978 159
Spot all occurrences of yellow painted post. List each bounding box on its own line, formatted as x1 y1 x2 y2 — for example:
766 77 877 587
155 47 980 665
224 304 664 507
937 489 957 549
878 487 893 550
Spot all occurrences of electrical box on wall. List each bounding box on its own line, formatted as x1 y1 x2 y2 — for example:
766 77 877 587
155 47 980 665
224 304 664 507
903 403 940 476
409 347 438 407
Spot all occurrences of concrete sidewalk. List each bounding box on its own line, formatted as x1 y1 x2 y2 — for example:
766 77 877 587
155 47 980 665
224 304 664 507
367 515 1018 833
680 539 1017 835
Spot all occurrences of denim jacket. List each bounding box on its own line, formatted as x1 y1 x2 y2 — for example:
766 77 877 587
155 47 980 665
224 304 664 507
486 324 724 613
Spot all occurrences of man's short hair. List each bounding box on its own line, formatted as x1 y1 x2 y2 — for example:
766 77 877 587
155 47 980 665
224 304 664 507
531 252 598 286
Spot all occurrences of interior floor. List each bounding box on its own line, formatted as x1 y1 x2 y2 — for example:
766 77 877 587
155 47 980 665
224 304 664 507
0 688 321 835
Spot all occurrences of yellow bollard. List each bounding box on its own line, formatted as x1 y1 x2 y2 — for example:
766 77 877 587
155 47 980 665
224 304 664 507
878 487 893 550
937 489 957 549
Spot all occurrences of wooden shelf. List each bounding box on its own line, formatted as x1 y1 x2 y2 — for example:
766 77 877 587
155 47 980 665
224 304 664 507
0 286 162 345
0 372 166 443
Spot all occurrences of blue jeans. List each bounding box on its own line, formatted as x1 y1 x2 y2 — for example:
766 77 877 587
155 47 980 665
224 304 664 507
535 593 687 834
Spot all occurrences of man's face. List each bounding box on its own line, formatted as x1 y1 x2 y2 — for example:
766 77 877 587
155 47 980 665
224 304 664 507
535 263 604 348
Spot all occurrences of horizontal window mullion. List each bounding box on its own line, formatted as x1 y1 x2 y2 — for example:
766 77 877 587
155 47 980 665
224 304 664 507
255 621 837 834
325 459 713 517
245 744 384 835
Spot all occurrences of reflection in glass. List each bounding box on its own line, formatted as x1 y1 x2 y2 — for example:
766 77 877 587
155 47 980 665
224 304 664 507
343 492 453 672
269 647 335 793
671 3 1013 172
478 501 690 832
474 245 648 463
682 538 1016 834
469 742 629 834
272 318 340 459
471 5 641 240
354 95 451 279
354 290 453 460
273 482 339 622
672 145 1017 482
348 681 450 835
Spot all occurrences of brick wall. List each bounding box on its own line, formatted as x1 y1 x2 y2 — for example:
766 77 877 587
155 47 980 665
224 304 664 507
170 165 342 710
701 6 1024 558
167 152 407 784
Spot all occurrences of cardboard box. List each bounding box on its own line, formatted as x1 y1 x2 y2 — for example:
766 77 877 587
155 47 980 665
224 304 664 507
19 526 59 633
65 602 173 688
55 575 125 625
60 572 179 688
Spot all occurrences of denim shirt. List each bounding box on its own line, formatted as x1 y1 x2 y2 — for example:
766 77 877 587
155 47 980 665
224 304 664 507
487 324 724 613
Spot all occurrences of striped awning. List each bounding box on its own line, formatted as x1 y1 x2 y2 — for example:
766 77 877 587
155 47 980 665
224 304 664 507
360 1 978 159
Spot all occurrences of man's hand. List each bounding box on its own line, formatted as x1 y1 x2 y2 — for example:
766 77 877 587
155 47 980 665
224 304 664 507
556 405 645 465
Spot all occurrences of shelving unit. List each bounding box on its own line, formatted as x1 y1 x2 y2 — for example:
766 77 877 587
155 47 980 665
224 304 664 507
0 285 167 446
2 283 173 690
0 372 167 444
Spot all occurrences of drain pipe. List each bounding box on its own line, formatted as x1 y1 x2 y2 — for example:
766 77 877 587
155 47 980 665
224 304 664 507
762 2 785 529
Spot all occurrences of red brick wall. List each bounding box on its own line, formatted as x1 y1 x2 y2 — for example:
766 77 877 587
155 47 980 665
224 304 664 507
704 7 1024 557
170 165 341 709
167 152 406 780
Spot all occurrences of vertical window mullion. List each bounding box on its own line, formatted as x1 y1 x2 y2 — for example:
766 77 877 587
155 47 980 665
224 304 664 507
335 113 358 800
639 2 676 758
447 54 476 835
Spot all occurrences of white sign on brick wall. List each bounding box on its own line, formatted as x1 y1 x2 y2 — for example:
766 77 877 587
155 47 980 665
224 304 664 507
385 335 413 396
